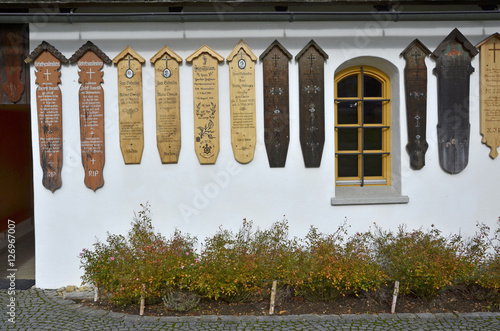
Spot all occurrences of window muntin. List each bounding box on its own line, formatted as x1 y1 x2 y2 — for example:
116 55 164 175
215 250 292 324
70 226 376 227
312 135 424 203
335 66 391 187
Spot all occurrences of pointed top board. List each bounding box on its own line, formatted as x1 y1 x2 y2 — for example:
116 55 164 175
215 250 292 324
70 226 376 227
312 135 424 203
432 28 478 59
114 46 145 164
75 49 107 191
259 40 292 61
112 46 145 64
433 29 477 174
25 40 69 64
187 44 222 164
186 44 224 63
151 46 183 163
227 39 257 62
401 39 431 170
150 45 182 64
401 38 431 58
227 40 257 164
295 39 329 61
476 32 500 49
476 33 500 159
260 40 292 167
69 41 112 64
27 43 65 192
296 40 327 167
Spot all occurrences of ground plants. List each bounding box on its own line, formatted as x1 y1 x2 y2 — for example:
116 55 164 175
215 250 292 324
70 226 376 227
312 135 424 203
79 205 500 310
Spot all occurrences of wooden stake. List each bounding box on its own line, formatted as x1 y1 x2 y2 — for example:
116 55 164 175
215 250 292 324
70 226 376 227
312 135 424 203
391 281 400 314
140 284 146 316
269 280 277 315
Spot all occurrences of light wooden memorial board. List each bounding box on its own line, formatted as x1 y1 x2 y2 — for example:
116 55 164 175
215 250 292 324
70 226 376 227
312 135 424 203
433 29 478 174
476 33 500 159
296 40 328 168
227 40 257 164
151 46 182 163
70 41 111 191
186 45 224 164
25 41 68 192
260 40 292 168
401 39 431 170
112 47 145 164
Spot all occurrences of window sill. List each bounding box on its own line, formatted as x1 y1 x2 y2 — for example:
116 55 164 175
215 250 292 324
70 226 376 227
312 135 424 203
331 186 409 206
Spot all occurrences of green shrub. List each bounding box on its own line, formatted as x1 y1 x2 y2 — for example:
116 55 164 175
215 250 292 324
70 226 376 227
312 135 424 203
79 204 498 307
476 219 500 303
286 225 385 301
371 224 469 299
80 203 197 305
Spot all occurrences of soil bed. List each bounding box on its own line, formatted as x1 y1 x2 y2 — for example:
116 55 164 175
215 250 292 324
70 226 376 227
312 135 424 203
78 288 498 317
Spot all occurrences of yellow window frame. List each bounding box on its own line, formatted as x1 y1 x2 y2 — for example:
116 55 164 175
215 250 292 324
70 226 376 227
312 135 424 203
334 66 391 187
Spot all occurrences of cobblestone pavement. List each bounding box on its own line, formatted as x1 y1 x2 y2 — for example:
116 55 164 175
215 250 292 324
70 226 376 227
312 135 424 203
2 289 500 331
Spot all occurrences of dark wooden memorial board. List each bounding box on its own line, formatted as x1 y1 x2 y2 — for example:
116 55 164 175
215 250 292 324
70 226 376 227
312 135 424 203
476 33 500 159
432 29 478 174
25 41 68 192
227 40 257 164
1 24 29 104
70 41 111 191
113 47 145 164
295 40 328 168
401 39 431 170
260 40 292 167
186 45 224 164
151 46 182 164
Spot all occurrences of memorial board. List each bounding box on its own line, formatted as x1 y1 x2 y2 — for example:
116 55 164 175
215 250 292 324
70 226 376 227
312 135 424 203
25 41 68 192
260 40 292 168
113 47 145 164
1 24 28 104
295 40 328 168
432 29 478 174
476 33 500 159
70 41 111 191
401 39 431 170
151 46 182 163
227 40 257 164
186 45 224 164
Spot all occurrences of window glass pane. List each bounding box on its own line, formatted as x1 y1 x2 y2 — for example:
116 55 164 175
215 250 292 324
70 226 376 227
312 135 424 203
337 102 358 124
337 74 358 97
338 155 358 177
338 128 358 151
364 154 383 177
363 101 383 124
363 128 382 150
364 75 382 97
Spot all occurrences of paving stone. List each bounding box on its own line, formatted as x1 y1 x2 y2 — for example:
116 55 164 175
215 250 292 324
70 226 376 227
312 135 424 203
3 289 500 330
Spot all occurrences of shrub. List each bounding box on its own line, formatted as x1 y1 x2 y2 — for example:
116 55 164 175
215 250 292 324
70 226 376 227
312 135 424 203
80 203 197 305
286 225 385 301
476 219 500 303
371 224 468 299
79 204 498 307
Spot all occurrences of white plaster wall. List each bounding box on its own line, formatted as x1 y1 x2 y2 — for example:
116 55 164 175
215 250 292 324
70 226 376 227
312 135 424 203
29 20 500 288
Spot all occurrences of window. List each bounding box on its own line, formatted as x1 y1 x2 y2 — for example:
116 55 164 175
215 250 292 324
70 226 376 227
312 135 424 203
331 60 408 206
335 66 391 186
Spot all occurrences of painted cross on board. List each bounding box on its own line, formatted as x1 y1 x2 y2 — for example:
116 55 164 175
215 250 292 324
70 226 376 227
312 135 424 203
44 69 51 81
87 68 95 80
307 53 316 72
238 49 245 60
489 43 500 63
272 53 280 68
